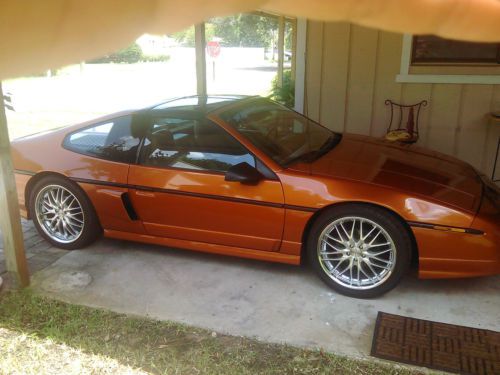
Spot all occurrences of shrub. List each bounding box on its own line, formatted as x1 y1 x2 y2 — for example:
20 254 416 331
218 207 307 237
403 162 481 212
269 70 295 108
142 54 171 62
89 43 143 64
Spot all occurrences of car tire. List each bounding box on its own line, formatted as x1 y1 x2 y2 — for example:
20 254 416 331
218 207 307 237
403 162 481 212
29 175 102 250
307 204 412 298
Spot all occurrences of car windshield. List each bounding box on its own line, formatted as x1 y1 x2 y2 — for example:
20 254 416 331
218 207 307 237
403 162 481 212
219 99 341 166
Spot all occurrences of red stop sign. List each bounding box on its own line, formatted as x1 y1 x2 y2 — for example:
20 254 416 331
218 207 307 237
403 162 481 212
206 41 221 58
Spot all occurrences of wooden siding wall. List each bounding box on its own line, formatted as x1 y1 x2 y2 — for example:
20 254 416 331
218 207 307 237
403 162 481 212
305 21 500 176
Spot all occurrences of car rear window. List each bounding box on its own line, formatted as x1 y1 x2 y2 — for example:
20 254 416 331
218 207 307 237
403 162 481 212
63 115 140 163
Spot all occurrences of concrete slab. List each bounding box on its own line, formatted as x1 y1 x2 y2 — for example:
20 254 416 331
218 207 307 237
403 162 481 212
31 237 500 359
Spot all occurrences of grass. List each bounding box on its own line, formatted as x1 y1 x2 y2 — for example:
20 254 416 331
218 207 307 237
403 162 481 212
0 290 426 375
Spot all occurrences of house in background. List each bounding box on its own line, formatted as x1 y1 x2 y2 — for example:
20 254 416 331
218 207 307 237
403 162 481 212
136 34 178 56
300 21 500 180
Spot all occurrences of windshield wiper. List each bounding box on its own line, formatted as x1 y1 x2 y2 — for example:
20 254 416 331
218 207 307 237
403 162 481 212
284 134 342 167
315 135 337 157
284 150 319 166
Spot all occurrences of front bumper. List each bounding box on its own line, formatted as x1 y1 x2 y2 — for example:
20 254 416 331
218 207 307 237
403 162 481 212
417 177 499 279
415 227 499 279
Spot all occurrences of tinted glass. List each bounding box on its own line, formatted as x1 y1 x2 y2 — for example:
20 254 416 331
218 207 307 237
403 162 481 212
220 99 340 166
139 116 255 173
64 115 140 163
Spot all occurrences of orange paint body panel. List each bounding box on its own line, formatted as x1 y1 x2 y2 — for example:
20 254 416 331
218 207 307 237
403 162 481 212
78 183 146 235
14 173 31 218
104 229 300 265
280 209 314 255
278 170 475 227
415 227 500 278
128 165 284 251
9 98 499 281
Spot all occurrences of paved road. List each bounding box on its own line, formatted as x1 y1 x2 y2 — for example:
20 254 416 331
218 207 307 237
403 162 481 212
4 51 282 140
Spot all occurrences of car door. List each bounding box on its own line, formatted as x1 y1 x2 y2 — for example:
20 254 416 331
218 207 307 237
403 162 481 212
127 111 285 252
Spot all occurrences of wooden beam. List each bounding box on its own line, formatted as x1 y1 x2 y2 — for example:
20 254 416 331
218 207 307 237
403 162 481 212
277 16 285 88
195 23 207 96
0 82 29 287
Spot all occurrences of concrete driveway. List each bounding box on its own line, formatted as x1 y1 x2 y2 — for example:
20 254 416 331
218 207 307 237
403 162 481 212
29 236 500 359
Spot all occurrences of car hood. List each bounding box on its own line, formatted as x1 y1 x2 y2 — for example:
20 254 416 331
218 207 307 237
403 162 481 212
295 134 482 212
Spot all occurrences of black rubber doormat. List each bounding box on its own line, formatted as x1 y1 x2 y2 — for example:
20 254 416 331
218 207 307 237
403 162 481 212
371 312 500 375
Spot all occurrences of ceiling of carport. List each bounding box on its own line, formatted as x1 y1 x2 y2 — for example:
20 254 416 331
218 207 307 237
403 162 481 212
1 0 500 80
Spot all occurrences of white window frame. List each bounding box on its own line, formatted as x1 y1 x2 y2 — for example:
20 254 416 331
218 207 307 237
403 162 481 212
294 18 307 113
396 34 500 85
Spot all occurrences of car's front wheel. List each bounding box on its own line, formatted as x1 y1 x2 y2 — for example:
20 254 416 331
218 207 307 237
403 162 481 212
30 176 101 250
307 204 412 298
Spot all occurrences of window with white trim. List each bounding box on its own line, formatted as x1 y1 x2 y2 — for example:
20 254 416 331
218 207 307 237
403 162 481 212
411 35 500 65
396 34 500 84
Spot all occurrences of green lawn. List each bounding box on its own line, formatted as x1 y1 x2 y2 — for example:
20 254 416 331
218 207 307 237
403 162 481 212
0 290 425 375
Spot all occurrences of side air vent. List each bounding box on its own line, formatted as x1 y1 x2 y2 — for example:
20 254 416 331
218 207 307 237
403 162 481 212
121 193 139 220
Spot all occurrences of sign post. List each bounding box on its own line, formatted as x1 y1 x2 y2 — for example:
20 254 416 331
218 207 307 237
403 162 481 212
206 41 221 81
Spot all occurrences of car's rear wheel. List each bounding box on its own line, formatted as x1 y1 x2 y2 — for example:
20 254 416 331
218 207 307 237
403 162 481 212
307 204 412 298
30 176 101 250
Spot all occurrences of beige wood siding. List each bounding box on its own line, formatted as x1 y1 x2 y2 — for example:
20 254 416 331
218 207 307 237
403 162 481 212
305 21 500 176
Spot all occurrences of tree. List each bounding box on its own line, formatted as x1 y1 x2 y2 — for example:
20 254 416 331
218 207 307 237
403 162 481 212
172 24 215 47
210 14 277 47
171 14 289 50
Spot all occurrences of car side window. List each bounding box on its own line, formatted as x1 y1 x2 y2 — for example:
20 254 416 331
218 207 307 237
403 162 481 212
63 115 140 163
139 116 255 173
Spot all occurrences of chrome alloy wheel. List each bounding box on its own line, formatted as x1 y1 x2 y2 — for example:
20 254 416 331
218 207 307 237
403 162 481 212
317 216 396 290
35 184 85 244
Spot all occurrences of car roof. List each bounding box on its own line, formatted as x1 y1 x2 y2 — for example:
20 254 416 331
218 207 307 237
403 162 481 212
55 95 258 135
146 95 254 115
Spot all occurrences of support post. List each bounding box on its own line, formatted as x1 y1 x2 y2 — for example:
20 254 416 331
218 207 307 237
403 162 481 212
277 16 285 88
294 18 307 114
195 23 207 96
0 82 29 287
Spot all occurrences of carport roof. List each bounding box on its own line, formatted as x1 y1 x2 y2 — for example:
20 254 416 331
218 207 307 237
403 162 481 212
2 1 500 80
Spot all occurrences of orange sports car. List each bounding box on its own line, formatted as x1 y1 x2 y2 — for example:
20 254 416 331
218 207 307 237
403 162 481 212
11 96 499 298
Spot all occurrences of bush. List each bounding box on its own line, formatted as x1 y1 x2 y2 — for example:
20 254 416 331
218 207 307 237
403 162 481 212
89 43 143 64
114 43 142 63
141 54 171 62
269 70 295 108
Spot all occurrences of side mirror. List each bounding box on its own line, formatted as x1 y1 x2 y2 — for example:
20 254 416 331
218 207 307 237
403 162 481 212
225 162 263 185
